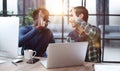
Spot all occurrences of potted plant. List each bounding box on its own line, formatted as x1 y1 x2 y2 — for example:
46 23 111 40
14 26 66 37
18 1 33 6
22 8 35 26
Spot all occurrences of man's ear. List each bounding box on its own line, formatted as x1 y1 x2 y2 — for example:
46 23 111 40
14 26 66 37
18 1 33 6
79 13 84 19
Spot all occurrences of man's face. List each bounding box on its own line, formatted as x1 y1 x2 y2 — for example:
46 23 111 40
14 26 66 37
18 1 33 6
69 8 84 34
69 8 78 28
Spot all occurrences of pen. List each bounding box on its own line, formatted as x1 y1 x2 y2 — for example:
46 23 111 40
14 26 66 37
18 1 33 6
12 61 17 66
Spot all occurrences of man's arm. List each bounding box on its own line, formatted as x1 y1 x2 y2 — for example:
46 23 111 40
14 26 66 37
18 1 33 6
76 18 97 39
84 24 97 39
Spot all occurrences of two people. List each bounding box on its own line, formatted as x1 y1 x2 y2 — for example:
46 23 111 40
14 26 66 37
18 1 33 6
19 8 55 57
19 6 101 62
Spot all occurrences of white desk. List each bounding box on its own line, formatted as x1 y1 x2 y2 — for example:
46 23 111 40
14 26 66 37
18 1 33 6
0 57 94 71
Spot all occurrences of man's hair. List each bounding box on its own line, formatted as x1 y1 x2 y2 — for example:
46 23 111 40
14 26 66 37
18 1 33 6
74 6 88 22
32 8 49 23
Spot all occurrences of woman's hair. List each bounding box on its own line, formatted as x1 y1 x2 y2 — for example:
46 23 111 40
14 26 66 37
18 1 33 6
32 8 49 23
74 6 88 22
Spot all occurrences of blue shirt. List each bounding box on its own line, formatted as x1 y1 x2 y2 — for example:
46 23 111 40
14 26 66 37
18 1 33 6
19 25 55 57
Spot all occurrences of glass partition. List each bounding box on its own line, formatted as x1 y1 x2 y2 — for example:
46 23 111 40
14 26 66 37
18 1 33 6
0 0 2 11
103 0 120 62
7 0 18 14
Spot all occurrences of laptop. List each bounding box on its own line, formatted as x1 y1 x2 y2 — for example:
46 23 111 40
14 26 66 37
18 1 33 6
0 17 22 59
40 42 88 68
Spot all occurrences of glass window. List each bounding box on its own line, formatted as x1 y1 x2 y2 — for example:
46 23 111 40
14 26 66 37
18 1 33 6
109 0 120 14
46 0 97 42
69 0 82 8
64 16 74 38
110 16 120 26
86 0 96 14
86 0 96 26
109 0 120 26
18 0 45 15
0 0 2 11
104 40 120 61
0 0 3 14
7 0 18 14
18 0 23 14
47 16 62 38
103 0 120 62
88 16 96 26
46 0 63 15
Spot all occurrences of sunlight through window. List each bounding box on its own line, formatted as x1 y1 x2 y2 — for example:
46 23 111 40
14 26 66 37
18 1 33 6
46 0 63 15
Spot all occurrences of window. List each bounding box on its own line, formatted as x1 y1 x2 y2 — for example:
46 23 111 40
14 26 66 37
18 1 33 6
0 0 2 11
7 0 18 14
46 0 97 42
103 0 120 62
109 0 120 26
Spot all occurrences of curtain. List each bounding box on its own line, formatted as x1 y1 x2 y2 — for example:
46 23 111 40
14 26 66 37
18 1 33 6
96 0 109 25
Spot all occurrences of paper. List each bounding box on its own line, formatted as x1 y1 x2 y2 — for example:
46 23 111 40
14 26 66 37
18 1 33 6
94 64 120 71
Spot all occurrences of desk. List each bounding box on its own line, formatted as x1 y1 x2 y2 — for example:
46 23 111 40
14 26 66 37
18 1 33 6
0 57 94 71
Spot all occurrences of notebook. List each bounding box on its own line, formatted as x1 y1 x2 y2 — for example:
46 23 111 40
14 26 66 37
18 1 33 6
40 42 88 68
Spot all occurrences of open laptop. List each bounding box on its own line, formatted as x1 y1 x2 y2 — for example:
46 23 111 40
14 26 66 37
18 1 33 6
40 42 88 68
0 17 22 59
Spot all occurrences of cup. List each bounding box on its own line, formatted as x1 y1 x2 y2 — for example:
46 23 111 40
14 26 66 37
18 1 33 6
24 49 36 60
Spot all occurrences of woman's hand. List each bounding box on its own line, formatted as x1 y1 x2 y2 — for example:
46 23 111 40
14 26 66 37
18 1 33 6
36 18 46 29
33 10 47 30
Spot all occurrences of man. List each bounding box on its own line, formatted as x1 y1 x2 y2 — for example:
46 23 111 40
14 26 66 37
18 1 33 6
68 6 101 62
19 8 55 57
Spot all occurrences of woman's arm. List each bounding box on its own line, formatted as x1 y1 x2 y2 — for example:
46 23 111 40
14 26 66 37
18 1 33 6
19 26 39 47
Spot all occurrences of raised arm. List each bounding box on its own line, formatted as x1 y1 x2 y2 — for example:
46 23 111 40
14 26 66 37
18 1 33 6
76 18 97 39
19 26 39 47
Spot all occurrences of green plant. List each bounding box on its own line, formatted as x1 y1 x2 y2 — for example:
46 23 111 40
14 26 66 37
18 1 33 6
22 8 35 26
24 15 34 25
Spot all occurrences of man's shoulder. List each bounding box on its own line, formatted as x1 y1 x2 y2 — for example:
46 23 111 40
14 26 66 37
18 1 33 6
91 25 100 31
91 25 99 28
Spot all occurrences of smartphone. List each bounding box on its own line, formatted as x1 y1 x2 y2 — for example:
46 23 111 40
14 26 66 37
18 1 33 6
27 58 39 64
